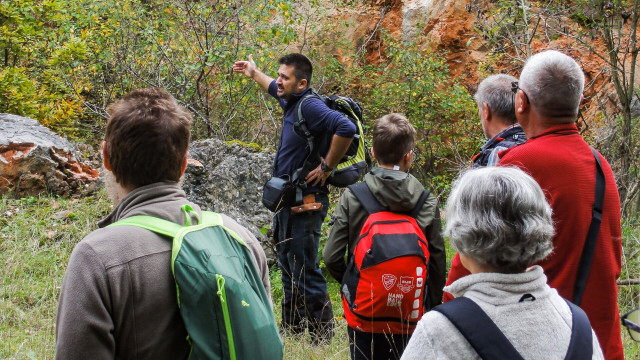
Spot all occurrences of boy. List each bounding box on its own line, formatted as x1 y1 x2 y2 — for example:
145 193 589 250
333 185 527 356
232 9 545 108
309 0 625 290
323 113 446 360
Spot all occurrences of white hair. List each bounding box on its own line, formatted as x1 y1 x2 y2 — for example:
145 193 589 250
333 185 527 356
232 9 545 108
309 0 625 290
519 50 584 118
445 167 554 273
474 74 518 124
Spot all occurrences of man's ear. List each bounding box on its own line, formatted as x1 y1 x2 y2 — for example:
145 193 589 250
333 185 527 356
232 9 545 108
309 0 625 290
102 141 112 171
482 102 491 123
180 153 188 177
404 149 413 167
515 91 530 114
297 78 308 91
370 147 376 161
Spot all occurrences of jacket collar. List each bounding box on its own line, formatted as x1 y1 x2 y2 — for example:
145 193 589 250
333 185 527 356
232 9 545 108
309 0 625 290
481 124 524 151
530 123 579 140
98 182 187 227
284 87 314 111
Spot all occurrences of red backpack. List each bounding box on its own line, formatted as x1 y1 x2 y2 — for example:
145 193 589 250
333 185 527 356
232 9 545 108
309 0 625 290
341 182 430 334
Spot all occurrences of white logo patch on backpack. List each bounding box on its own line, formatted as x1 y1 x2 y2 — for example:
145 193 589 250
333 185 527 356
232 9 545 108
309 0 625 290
382 274 397 290
398 276 415 293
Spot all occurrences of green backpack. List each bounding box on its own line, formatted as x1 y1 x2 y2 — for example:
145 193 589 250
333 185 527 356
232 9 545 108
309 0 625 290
110 207 283 360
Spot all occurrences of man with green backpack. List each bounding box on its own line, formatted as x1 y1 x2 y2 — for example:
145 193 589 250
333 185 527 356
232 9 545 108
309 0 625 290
55 88 282 359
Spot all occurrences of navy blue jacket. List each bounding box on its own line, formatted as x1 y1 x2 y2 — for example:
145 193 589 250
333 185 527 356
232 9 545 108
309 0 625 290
268 80 356 194
471 124 527 168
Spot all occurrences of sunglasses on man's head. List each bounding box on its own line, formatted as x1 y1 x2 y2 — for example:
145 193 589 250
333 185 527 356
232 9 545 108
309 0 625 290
511 81 530 104
622 308 640 341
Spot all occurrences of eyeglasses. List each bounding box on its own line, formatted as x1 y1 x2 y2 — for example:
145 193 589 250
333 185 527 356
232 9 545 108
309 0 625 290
622 308 640 342
511 81 530 104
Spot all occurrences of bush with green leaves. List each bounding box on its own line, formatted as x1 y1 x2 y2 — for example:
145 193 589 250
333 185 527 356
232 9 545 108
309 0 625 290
3 0 479 198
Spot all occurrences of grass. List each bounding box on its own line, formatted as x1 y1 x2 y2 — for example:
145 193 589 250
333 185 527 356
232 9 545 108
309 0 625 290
1 190 639 358
270 266 351 359
618 220 640 357
0 192 111 359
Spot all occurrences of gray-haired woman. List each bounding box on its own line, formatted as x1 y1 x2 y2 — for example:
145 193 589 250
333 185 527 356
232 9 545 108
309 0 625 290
401 167 604 359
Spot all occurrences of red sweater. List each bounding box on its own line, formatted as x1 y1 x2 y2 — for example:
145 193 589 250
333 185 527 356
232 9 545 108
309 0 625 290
444 124 623 360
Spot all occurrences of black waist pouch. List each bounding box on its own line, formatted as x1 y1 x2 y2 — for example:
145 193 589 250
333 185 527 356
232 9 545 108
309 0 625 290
262 176 296 212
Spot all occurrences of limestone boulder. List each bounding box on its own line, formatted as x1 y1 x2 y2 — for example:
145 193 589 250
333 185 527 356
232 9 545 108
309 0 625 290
182 139 277 263
0 114 100 197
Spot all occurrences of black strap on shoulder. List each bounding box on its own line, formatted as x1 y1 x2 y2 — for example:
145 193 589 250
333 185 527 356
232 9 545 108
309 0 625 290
434 297 593 360
433 297 525 360
564 298 593 360
573 147 606 306
290 89 323 189
347 182 386 214
348 182 430 218
409 190 430 219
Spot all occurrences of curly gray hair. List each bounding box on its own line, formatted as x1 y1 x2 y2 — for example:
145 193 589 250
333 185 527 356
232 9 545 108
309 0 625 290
445 167 554 273
519 50 584 119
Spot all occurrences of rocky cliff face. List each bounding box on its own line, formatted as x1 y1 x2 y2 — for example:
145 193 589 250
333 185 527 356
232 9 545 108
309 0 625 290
323 0 636 106
325 0 479 79
0 114 99 197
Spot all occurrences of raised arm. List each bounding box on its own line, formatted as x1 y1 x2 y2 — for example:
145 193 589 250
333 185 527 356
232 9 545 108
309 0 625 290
233 54 273 92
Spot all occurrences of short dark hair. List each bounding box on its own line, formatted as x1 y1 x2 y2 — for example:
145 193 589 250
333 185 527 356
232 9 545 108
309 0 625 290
278 53 312 85
105 88 192 188
372 113 416 165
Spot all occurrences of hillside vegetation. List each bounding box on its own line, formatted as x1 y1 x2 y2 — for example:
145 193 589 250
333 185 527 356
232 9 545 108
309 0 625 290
1 0 481 197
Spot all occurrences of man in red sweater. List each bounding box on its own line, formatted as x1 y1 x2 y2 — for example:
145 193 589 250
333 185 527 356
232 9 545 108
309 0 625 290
444 50 623 359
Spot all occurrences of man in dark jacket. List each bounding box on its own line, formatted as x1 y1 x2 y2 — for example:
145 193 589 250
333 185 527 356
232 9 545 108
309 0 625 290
324 113 445 360
445 74 528 300
55 88 271 359
470 74 526 167
233 53 356 343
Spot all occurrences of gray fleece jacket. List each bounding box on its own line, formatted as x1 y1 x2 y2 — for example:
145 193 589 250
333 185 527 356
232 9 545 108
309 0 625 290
401 266 604 360
323 167 446 309
55 182 271 360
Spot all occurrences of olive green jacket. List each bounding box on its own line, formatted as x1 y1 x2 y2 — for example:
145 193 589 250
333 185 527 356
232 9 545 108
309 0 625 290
323 167 446 308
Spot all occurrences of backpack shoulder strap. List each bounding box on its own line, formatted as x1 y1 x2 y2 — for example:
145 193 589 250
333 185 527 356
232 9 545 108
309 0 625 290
573 146 606 305
294 89 323 143
291 90 322 188
564 298 593 360
108 215 183 238
201 211 248 247
432 297 525 360
295 89 322 123
409 190 431 219
201 211 223 226
348 182 386 214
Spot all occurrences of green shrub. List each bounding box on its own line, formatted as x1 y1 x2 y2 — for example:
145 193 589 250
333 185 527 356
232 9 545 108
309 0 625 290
0 67 37 116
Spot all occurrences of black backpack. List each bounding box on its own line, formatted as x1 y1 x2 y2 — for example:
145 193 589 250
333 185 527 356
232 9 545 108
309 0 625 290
293 89 371 187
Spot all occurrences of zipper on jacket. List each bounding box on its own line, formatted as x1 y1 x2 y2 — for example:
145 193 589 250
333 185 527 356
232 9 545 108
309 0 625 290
216 274 236 360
